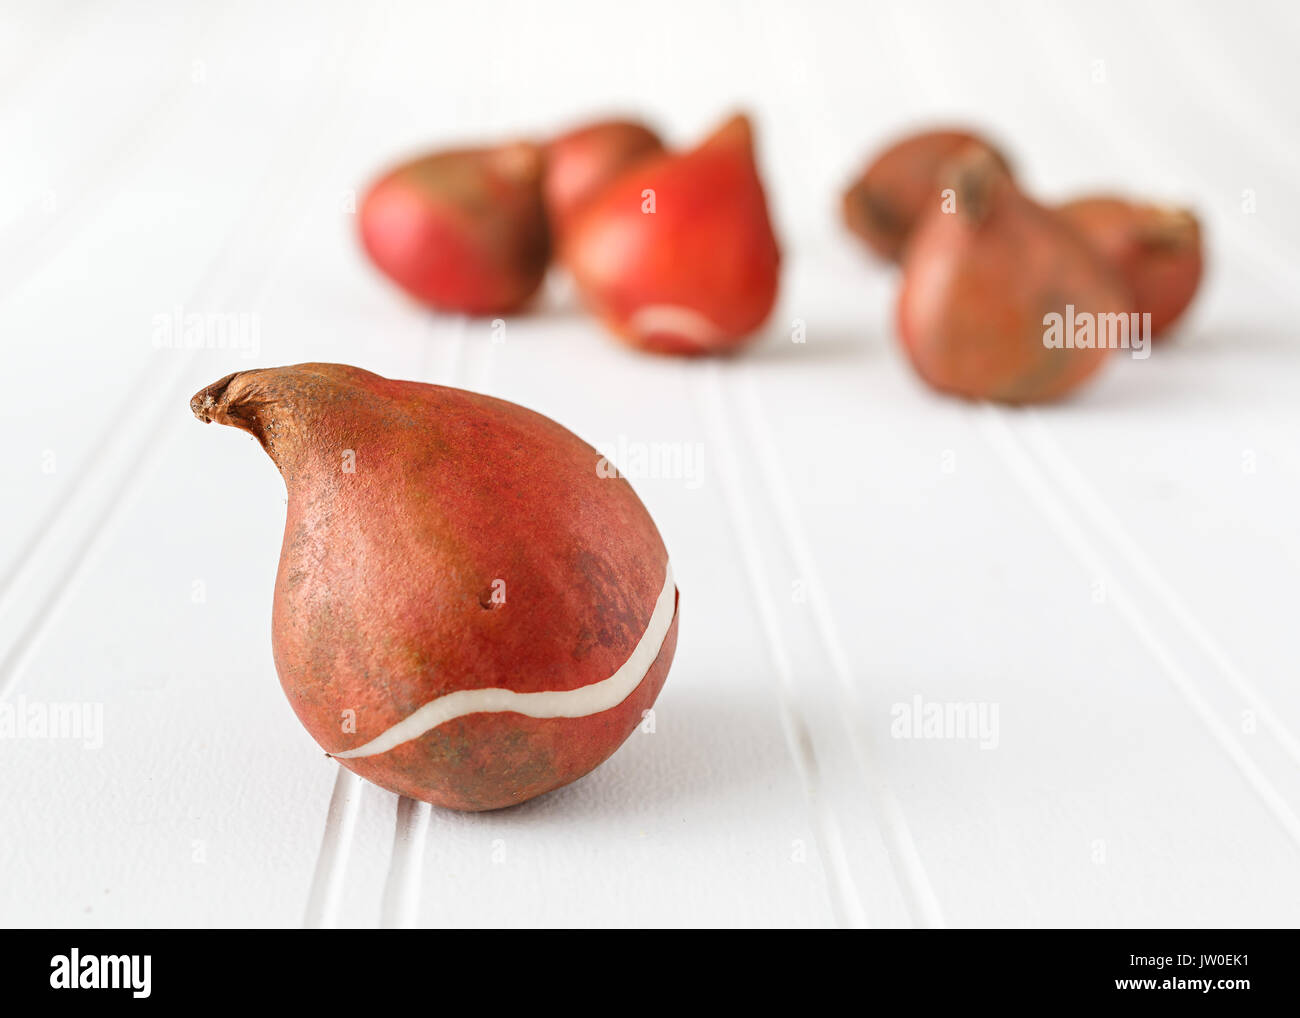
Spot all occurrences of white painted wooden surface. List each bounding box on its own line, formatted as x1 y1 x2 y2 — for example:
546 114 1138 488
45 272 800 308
2 0 1298 928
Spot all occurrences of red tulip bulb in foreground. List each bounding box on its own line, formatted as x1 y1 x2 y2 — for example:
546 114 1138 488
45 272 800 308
191 363 679 811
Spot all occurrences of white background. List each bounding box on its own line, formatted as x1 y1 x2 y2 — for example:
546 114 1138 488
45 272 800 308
2 0 1298 928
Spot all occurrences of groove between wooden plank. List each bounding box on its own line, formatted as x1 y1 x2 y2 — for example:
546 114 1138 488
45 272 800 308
736 369 946 928
695 362 867 928
379 797 433 929
976 405 1300 850
304 768 365 928
1019 412 1300 772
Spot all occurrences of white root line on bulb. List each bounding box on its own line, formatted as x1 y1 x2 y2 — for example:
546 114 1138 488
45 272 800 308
332 561 676 759
625 305 725 348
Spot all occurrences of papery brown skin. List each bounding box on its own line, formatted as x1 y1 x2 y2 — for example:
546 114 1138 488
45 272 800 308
1058 197 1203 337
359 143 550 315
543 118 664 238
843 128 1012 263
897 151 1130 404
562 113 781 356
191 363 678 812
